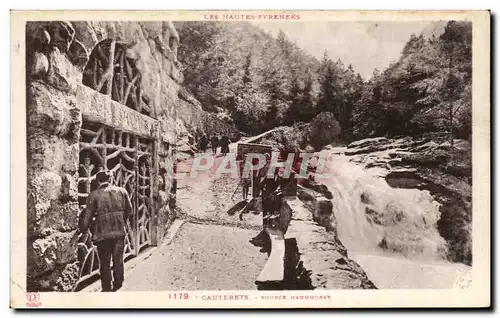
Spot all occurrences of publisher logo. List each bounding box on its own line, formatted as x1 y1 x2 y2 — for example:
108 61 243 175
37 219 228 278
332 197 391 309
26 292 41 307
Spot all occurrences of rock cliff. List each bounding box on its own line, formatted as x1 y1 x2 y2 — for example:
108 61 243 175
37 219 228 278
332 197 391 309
26 21 238 291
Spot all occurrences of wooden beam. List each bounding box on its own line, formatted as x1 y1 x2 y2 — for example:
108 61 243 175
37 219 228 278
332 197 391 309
120 51 125 103
150 139 159 246
122 73 140 107
136 73 142 114
92 58 98 89
80 128 99 137
96 40 116 94
132 135 139 256
101 128 107 170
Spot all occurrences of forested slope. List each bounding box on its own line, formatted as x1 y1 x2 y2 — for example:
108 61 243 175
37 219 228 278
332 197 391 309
175 21 471 144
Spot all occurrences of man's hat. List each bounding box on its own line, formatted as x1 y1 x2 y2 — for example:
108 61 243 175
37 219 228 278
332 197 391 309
96 170 110 183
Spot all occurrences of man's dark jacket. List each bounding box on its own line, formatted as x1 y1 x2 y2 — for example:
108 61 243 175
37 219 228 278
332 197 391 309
79 183 133 242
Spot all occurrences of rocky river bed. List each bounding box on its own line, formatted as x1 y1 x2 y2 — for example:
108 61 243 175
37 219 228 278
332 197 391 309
316 135 472 288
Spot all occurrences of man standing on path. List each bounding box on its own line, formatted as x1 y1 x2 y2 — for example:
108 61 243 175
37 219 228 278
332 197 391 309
79 171 133 292
210 133 219 155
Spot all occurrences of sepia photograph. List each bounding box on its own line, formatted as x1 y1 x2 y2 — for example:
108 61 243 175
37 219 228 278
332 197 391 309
10 10 490 308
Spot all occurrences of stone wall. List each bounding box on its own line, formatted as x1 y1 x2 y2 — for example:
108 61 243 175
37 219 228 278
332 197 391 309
26 20 236 291
27 77 81 291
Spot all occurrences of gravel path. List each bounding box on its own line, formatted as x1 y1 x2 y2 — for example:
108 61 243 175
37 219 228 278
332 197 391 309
120 222 267 291
176 153 262 229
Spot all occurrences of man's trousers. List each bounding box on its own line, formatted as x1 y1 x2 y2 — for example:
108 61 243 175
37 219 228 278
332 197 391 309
95 237 125 291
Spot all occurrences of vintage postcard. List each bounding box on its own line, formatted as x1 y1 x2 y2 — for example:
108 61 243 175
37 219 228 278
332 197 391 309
10 10 490 308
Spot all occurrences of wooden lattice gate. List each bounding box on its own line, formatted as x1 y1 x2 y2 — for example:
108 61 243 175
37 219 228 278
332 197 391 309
74 119 155 290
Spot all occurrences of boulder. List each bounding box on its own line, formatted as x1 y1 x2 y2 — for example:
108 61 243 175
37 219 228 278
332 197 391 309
360 191 372 204
27 170 79 236
46 47 81 91
304 112 341 150
385 168 421 189
67 39 89 71
46 21 76 53
28 81 81 138
29 52 49 79
28 231 79 278
59 173 78 203
26 23 51 52
313 199 335 231
297 187 315 202
70 21 100 51
348 137 389 149
27 262 79 292
345 136 429 155
365 207 383 225
28 171 62 221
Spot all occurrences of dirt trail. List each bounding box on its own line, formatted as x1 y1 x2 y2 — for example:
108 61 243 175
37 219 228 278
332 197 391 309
121 222 267 291
176 152 262 229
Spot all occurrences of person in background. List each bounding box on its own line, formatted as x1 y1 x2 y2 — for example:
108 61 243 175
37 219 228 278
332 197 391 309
241 177 251 201
79 171 133 292
199 133 209 153
210 133 219 155
240 154 252 201
220 133 230 156
259 165 285 226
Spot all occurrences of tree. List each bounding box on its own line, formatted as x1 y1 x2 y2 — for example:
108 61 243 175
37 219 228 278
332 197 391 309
301 72 316 121
438 21 472 148
286 72 302 124
285 69 318 124
242 52 252 85
352 69 387 138
317 53 337 113
352 22 471 140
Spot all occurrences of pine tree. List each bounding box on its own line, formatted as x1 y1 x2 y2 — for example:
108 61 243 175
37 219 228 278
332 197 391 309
286 71 302 124
438 21 472 148
317 52 336 114
301 72 316 121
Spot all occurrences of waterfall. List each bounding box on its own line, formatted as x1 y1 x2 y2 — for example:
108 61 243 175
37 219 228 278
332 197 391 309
317 148 469 289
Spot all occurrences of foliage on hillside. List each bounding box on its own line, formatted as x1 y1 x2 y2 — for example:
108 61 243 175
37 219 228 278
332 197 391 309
176 21 472 143
352 21 472 141
176 21 324 134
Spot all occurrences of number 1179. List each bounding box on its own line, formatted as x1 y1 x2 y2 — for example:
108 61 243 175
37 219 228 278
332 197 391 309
169 293 189 300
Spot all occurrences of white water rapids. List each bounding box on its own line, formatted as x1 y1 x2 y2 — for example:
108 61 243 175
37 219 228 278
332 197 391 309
319 147 470 289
